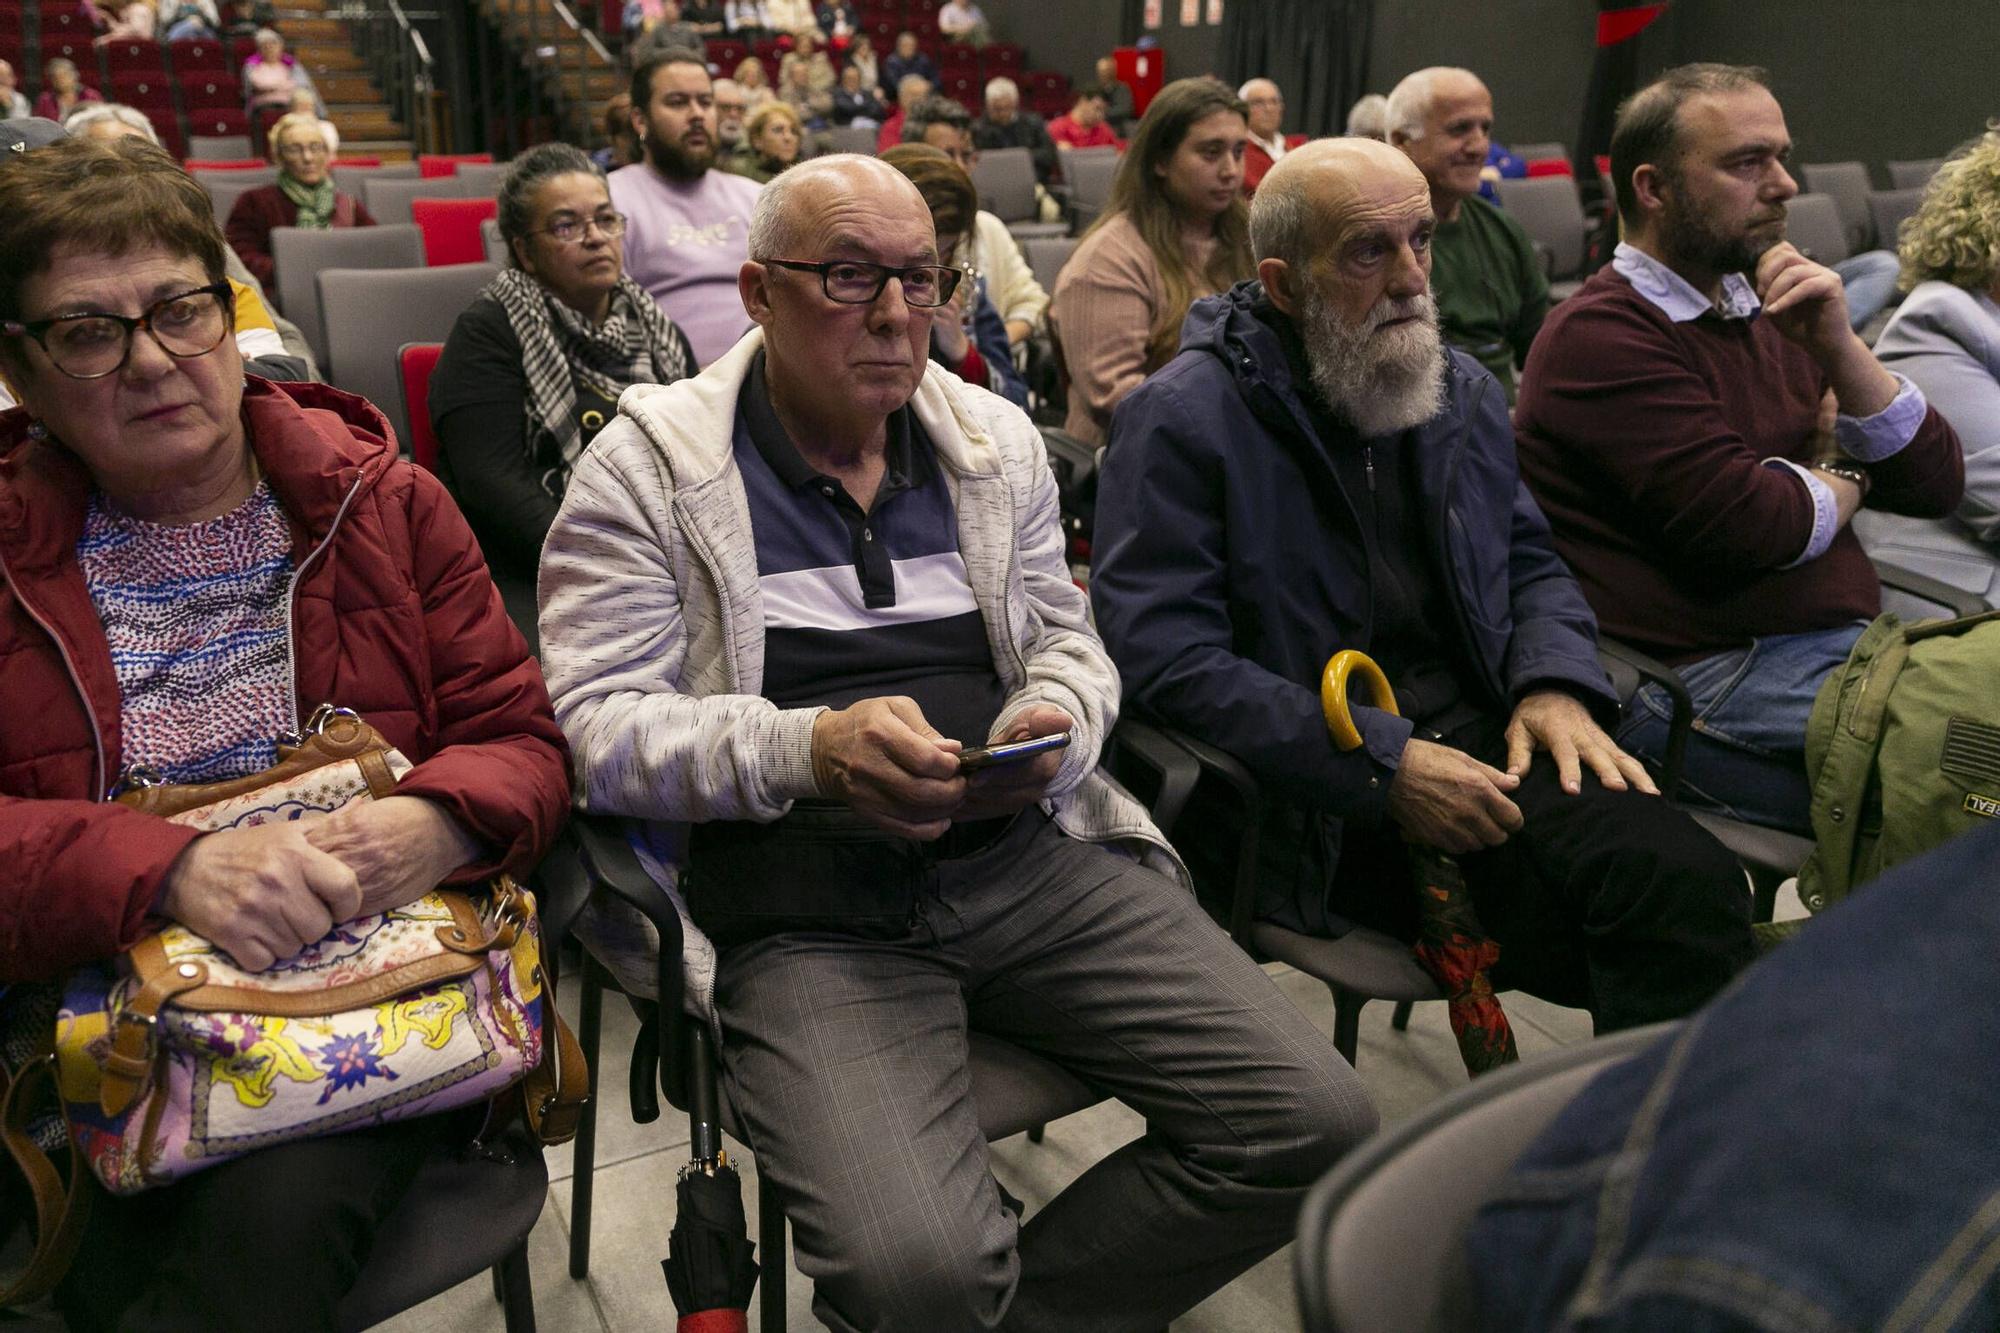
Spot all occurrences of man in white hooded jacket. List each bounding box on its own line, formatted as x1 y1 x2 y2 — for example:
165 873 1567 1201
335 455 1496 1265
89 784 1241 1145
538 155 1370 1332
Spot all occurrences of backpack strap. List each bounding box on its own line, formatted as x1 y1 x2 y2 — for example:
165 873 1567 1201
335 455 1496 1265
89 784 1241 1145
0 1049 92 1308
1797 614 1908 912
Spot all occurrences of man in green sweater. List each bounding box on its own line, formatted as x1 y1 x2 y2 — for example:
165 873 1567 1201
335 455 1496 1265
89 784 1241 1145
1389 66 1548 399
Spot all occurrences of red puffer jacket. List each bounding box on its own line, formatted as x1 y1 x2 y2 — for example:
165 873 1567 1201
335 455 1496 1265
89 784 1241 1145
0 378 572 982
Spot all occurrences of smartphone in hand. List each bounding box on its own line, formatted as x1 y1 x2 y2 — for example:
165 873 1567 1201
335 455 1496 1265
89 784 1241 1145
957 732 1071 773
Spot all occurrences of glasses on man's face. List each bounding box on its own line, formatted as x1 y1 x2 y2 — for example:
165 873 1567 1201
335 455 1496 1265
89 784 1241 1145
535 210 628 245
762 258 962 307
279 141 330 160
1 282 234 380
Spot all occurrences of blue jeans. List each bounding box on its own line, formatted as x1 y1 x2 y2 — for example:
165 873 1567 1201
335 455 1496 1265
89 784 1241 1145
1467 819 2000 1332
1834 249 1900 329
1616 623 1866 834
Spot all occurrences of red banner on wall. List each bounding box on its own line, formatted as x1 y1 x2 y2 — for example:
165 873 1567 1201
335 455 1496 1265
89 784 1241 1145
1596 3 1668 47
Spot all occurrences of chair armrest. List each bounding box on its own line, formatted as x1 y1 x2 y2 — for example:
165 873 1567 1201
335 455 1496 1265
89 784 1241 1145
1132 718 1266 949
1038 425 1097 488
527 823 591 956
1871 557 1990 620
1596 637 1690 798
571 811 685 1112
1104 718 1202 836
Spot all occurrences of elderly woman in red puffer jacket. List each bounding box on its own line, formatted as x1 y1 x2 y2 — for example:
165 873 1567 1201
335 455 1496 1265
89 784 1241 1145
0 134 568 1331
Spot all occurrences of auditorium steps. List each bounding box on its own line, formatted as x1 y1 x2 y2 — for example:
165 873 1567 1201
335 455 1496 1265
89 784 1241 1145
279 6 415 160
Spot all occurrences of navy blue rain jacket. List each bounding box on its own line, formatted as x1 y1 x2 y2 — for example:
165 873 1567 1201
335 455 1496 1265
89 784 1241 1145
1092 281 1617 830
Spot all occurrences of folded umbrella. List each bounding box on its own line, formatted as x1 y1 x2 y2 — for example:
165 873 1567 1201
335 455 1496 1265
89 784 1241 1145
662 1149 761 1333
1321 650 1518 1074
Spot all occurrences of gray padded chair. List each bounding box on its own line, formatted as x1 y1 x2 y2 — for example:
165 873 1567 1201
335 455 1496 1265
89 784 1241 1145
1493 175 1587 292
1063 149 1119 231
1867 187 1925 251
1294 1024 1674 1333
824 123 878 155
972 147 1067 240
1023 235 1078 296
317 262 499 444
1506 141 1567 163
1886 157 1943 189
1800 161 1875 250
188 133 254 160
481 216 510 266
363 174 472 226
270 223 426 367
330 162 421 193
202 171 277 226
455 160 508 196
1785 191 1850 264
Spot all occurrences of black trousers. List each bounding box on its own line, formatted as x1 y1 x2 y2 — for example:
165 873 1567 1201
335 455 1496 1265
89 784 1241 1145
55 1114 453 1333
1329 712 1755 1033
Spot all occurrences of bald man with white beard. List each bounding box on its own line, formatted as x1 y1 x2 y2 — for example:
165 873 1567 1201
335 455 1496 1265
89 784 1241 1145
1095 138 1754 1035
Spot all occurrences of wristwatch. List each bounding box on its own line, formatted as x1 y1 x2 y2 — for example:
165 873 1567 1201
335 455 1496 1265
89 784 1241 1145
1815 461 1871 498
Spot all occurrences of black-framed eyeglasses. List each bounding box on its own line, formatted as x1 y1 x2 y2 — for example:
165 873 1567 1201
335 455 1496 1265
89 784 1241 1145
761 258 962 307
0 281 235 381
533 211 628 245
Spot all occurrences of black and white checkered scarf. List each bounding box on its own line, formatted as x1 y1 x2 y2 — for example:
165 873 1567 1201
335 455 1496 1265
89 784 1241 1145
485 268 693 498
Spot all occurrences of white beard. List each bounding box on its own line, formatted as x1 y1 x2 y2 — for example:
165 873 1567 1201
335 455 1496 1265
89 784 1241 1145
1297 288 1447 438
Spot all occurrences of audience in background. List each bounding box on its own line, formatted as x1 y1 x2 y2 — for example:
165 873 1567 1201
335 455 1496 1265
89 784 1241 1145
218 0 275 37
762 0 814 38
159 0 220 41
224 112 377 289
1239 77 1307 195
844 35 880 97
881 30 937 98
973 76 1058 186
613 50 762 366
288 86 337 154
1855 126 2000 607
1051 77 1252 444
593 91 641 170
733 55 776 113
726 100 804 182
876 72 931 152
1389 66 1547 399
711 77 749 147
937 0 990 48
626 0 703 69
814 0 859 49
0 60 30 119
1346 92 1389 140
33 58 103 123
63 100 160 144
722 0 767 36
95 0 161 44
777 31 835 128
431 142 694 583
1516 63 1965 834
830 64 886 126
1090 55 1135 135
680 0 724 35
880 143 1028 405
1047 87 1121 151
538 152 1368 1333
0 134 568 1330
242 27 316 117
901 93 974 164
1095 137 1752 1025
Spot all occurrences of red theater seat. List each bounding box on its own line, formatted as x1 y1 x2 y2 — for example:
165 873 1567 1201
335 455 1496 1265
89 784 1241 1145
411 197 500 266
419 152 495 178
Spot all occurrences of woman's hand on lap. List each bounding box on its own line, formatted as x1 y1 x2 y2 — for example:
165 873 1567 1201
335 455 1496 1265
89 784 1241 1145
158 821 362 971
303 795 486 918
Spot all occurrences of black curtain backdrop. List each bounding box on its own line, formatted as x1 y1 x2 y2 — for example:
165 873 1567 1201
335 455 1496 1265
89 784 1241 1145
1217 0 1374 139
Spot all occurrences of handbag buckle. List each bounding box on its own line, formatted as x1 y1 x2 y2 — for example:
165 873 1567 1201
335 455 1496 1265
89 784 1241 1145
106 764 166 799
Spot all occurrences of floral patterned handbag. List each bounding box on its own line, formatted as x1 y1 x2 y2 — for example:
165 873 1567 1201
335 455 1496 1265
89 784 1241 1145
48 704 584 1198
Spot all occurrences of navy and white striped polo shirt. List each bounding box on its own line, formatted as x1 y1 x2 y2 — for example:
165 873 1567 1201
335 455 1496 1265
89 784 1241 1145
733 355 1006 746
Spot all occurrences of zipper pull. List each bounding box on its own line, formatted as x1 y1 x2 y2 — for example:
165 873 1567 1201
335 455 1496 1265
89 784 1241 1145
1364 445 1377 494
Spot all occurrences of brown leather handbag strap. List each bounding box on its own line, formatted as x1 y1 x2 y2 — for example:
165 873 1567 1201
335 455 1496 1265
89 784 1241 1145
522 1005 591 1147
0 1055 92 1308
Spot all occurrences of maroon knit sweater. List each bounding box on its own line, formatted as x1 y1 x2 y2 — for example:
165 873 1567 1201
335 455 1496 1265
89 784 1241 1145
1515 265 1964 662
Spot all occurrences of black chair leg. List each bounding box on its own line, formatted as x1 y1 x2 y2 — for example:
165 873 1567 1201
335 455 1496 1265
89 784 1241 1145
1390 1001 1414 1032
1026 1124 1045 1143
758 1173 787 1333
1750 867 1783 925
568 957 605 1280
1331 987 1364 1068
498 1238 537 1333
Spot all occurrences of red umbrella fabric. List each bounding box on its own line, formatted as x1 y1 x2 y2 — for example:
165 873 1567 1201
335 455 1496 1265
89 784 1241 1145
1322 651 1519 1074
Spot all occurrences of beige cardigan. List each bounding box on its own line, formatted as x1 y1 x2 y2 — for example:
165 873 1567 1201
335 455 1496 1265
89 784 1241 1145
1049 212 1225 445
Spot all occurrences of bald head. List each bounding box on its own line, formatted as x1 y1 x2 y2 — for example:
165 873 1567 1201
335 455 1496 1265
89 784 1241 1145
1251 137 1427 267
748 154 933 260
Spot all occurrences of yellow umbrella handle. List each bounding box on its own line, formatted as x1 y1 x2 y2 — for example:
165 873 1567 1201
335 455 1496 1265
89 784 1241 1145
1322 650 1399 752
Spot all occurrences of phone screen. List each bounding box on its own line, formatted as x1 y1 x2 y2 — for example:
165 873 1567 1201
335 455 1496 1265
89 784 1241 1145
958 732 1072 773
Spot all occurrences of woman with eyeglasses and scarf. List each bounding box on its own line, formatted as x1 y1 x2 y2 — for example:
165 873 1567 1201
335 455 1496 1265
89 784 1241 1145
429 143 696 585
222 112 375 289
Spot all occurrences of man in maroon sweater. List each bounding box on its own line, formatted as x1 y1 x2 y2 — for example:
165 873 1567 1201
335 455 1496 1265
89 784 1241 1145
1515 63 1963 834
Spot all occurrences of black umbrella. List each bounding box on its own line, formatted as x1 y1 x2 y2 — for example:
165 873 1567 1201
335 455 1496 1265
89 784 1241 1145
662 1148 760 1333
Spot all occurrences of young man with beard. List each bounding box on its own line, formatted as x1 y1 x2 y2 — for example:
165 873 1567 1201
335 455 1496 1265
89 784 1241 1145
1515 64 1964 835
1092 138 1753 1034
612 49 764 366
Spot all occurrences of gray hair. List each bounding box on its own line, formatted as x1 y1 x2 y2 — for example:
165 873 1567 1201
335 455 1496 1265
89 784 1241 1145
63 102 160 144
984 76 1018 104
901 95 970 145
1249 164 1313 267
1385 66 1478 142
1345 93 1389 139
748 153 918 260
896 73 932 102
1236 77 1278 100
253 26 281 45
496 142 605 264
45 57 78 81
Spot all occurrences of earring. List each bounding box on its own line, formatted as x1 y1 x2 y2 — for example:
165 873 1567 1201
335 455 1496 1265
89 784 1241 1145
24 420 47 441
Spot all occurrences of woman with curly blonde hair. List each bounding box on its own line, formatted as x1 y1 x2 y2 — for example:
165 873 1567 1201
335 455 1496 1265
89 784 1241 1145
1857 125 2000 605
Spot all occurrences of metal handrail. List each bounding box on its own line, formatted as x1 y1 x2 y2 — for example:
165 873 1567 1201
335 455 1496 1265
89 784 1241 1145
482 0 619 150
342 0 446 154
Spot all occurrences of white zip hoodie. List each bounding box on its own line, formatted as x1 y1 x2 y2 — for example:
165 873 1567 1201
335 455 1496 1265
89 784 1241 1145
538 329 1182 1018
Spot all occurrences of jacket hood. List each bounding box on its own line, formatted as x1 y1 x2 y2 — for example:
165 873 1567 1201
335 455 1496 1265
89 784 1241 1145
0 376 400 569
